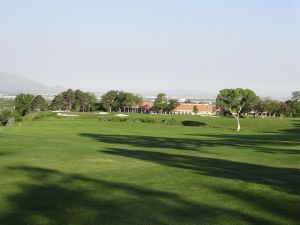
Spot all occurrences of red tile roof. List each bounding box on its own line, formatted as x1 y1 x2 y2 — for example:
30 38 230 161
173 104 214 112
139 102 154 110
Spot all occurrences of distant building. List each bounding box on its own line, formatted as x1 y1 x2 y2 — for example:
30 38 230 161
172 104 217 116
135 102 218 116
138 102 154 113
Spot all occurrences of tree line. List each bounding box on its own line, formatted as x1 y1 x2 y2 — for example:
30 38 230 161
216 89 300 131
1 88 300 129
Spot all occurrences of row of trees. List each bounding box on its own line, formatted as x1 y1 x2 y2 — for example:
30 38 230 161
13 89 98 116
0 94 48 126
99 91 179 113
99 90 142 112
1 87 300 131
15 94 48 116
51 89 97 112
1 89 98 126
216 89 300 131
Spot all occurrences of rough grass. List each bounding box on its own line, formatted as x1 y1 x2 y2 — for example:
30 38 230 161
0 113 299 225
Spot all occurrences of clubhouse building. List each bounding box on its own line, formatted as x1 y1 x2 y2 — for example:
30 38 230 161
136 102 217 116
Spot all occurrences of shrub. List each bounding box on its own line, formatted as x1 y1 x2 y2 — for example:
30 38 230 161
139 117 157 123
0 110 22 126
109 117 128 122
163 118 179 125
23 112 58 122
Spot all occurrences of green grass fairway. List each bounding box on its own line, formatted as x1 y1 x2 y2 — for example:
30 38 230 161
0 114 299 225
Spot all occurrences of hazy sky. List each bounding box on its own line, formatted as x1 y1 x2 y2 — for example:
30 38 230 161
0 0 299 97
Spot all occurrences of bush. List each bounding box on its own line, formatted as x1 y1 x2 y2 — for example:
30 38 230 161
139 117 157 123
162 118 179 125
109 117 128 122
0 110 22 126
23 112 58 122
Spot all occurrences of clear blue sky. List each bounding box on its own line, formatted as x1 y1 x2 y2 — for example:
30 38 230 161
0 0 299 97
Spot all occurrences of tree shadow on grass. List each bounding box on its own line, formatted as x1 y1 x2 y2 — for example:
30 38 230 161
0 166 281 225
81 132 300 155
209 185 300 225
103 148 300 196
185 119 300 154
80 133 213 153
187 133 300 155
0 152 11 157
279 119 300 134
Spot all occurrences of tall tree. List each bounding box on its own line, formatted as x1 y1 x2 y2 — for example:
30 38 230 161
62 89 75 111
291 91 300 117
154 93 168 113
116 91 131 112
78 92 97 112
166 99 179 113
292 91 300 102
216 88 258 132
31 95 48 112
261 98 280 116
14 93 35 116
50 94 65 111
277 102 292 117
100 90 118 112
193 105 199 115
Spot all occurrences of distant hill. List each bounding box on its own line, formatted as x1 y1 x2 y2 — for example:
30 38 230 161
0 72 64 94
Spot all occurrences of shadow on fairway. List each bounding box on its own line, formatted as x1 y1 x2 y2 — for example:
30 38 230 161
103 148 300 196
280 120 300 134
80 133 213 152
188 133 300 155
0 166 285 225
0 152 11 157
81 132 300 155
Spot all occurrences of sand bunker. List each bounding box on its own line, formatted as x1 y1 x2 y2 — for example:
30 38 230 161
57 113 79 117
114 114 129 117
94 112 109 115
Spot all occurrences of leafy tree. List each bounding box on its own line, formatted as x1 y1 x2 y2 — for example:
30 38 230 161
277 102 292 117
51 89 97 112
125 94 143 113
73 90 97 112
50 94 65 111
31 95 48 112
193 105 199 115
216 88 258 132
166 99 179 113
62 89 75 111
154 93 168 113
289 91 300 117
14 93 35 116
292 91 300 102
291 101 300 117
134 95 143 107
100 90 119 112
184 99 192 104
261 98 280 116
81 92 97 112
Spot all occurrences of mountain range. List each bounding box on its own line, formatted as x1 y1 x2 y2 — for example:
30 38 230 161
0 72 64 94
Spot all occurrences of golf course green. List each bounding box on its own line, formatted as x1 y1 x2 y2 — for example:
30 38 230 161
0 113 299 225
